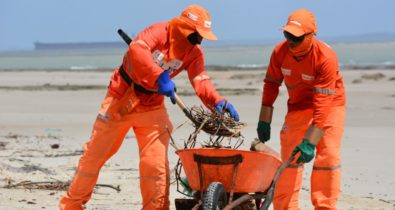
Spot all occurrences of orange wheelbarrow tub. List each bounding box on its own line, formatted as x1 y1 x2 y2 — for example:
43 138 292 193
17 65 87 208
176 148 281 193
174 147 295 210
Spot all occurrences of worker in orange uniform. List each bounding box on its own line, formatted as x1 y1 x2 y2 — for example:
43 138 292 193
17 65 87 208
257 9 346 210
59 4 239 210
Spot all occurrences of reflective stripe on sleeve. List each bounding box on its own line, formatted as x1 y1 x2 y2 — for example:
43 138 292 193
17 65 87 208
97 113 111 121
123 52 134 74
192 75 210 82
265 75 282 85
313 87 335 95
313 164 341 170
131 40 151 51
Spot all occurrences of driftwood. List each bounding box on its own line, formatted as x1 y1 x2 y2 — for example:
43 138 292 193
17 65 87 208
44 150 83 157
163 106 247 150
3 180 121 192
172 106 247 197
189 106 246 137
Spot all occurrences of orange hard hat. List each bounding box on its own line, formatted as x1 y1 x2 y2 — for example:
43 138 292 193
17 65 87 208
179 4 218 41
282 9 318 37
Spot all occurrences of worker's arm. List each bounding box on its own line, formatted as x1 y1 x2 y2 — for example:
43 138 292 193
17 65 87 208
261 52 284 109
186 51 224 109
304 57 338 145
293 57 338 164
312 58 338 128
186 50 239 120
257 47 284 142
122 23 167 90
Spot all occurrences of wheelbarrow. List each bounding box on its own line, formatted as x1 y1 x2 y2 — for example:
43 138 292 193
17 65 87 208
174 147 296 210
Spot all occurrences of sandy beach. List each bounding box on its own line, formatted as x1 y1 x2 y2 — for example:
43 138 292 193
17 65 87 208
0 68 394 210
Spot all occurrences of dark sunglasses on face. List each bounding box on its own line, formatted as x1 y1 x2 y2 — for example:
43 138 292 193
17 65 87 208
187 32 203 45
283 31 305 43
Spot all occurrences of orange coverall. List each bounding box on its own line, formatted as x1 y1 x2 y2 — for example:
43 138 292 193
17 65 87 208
59 22 223 210
262 38 346 209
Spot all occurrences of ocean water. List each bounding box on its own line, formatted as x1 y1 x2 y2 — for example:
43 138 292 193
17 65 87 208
0 42 394 70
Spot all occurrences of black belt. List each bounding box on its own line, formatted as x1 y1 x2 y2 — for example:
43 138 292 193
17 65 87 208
119 65 155 95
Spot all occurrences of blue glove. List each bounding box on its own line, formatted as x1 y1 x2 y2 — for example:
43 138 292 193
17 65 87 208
157 71 176 104
215 100 240 121
292 139 316 164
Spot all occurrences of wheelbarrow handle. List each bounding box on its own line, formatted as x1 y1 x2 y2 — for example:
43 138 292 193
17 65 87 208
118 29 132 45
174 92 188 113
274 151 298 182
260 151 299 210
174 92 196 122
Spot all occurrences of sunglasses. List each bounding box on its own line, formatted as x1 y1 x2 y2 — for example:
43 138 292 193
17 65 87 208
187 32 203 45
283 31 305 43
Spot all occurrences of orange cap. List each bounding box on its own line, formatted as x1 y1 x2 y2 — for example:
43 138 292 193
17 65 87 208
179 4 218 41
282 9 318 37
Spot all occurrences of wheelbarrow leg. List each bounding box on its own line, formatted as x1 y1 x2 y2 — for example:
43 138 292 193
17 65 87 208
223 194 253 210
228 159 241 204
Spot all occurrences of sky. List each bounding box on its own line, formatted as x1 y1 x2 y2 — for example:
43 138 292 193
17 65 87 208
1 0 395 51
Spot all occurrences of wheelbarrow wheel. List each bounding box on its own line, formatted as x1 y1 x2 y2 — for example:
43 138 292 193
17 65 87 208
203 182 227 210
